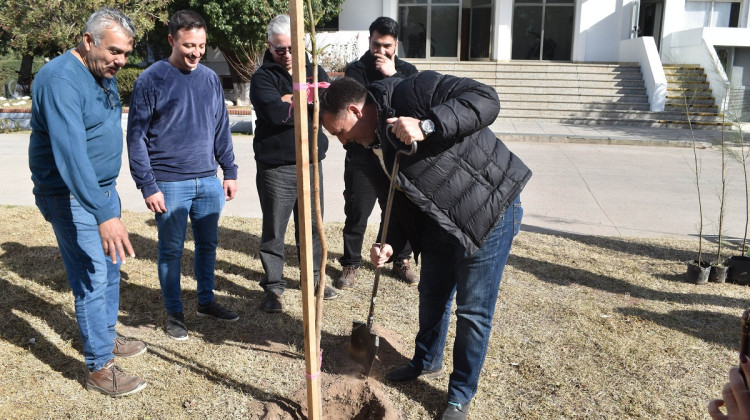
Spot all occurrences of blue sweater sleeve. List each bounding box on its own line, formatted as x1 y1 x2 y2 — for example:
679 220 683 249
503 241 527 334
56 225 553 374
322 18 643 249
126 77 160 198
37 77 117 223
212 74 237 180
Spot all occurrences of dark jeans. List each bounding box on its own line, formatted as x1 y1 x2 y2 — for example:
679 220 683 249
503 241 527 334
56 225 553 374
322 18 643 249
413 196 523 405
256 162 323 294
340 143 411 268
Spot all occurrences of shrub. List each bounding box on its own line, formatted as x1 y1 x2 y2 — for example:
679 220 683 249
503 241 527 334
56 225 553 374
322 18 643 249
0 118 20 132
116 67 144 106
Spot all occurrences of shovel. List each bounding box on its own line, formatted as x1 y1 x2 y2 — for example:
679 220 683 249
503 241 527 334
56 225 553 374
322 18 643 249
349 137 418 376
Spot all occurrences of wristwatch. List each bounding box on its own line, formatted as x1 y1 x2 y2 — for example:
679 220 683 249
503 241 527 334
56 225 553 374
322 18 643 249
419 118 435 137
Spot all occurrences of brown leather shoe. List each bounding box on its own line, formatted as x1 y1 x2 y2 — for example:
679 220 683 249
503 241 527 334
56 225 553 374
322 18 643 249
112 336 147 358
335 266 357 289
392 260 419 286
260 292 283 313
86 359 146 397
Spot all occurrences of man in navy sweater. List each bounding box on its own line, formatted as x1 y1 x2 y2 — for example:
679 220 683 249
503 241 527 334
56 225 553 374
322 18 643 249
127 10 239 340
29 8 146 397
250 14 337 313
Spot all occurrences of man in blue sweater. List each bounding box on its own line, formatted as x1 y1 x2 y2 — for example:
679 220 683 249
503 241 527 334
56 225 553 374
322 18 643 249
29 8 146 397
127 10 239 341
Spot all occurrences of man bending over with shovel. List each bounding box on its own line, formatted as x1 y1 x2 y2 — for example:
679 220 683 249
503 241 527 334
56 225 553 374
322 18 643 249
320 73 531 420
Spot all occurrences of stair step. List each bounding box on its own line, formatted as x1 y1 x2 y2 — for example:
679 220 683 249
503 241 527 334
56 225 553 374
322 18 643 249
495 115 726 129
665 74 708 82
496 79 645 88
499 94 649 103
666 96 715 105
501 100 650 111
664 104 718 112
496 71 645 81
500 109 722 122
667 84 712 91
422 61 721 130
499 86 647 95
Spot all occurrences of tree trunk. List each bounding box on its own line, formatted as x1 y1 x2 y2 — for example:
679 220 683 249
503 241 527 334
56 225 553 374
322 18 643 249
17 54 33 93
218 47 260 107
233 82 251 106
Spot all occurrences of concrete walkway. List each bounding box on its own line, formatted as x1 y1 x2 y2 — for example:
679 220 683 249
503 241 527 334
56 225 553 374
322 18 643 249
2 123 749 241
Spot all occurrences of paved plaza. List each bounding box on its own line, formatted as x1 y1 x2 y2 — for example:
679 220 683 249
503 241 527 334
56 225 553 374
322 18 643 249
2 124 749 241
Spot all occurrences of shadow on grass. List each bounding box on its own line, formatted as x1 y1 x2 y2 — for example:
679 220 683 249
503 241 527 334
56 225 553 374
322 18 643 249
507 254 749 309
133 222 346 292
0 275 85 381
521 224 744 263
616 307 740 350
145 342 304 417
1 240 443 413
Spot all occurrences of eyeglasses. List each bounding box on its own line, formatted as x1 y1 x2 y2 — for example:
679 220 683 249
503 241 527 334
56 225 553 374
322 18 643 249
271 45 292 56
101 85 117 109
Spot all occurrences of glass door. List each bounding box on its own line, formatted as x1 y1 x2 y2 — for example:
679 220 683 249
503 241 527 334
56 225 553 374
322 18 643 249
469 0 493 59
639 0 664 50
399 0 461 59
512 0 575 61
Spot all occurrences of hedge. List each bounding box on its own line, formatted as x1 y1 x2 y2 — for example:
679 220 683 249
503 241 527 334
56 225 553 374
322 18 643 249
116 67 145 106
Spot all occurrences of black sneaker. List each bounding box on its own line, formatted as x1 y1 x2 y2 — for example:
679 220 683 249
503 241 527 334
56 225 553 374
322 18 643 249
260 292 283 313
385 362 442 383
322 285 339 300
197 301 239 322
439 402 470 420
166 312 188 341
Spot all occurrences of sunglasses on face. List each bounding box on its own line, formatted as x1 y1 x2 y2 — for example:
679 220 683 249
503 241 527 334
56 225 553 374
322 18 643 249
271 45 292 56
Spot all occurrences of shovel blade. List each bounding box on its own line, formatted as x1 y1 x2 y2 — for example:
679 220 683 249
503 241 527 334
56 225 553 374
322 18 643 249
349 320 379 376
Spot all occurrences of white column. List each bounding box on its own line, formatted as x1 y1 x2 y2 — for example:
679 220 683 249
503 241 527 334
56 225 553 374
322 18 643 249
494 0 514 61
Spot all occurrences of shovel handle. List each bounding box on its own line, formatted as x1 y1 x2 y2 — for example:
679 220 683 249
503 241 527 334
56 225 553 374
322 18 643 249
366 135 418 330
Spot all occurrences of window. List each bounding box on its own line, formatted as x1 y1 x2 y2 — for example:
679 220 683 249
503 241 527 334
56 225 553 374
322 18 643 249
684 1 741 28
316 15 339 32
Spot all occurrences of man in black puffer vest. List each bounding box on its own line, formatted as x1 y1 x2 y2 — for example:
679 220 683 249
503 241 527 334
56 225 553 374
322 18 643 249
250 14 337 313
320 73 531 420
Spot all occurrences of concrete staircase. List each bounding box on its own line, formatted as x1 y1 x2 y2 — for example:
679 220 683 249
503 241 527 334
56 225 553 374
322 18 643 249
662 65 725 128
416 61 725 129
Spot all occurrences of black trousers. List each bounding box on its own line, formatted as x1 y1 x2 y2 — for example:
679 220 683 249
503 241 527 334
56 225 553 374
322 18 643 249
339 143 412 268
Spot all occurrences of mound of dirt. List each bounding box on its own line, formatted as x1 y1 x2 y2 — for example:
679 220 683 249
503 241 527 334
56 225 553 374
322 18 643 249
254 327 409 419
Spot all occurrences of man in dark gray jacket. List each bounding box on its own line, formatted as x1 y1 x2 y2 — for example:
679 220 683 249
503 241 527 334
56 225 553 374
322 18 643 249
320 72 531 420
250 14 337 313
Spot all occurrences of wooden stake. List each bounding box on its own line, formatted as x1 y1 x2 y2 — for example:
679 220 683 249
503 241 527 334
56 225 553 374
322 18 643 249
289 2 322 419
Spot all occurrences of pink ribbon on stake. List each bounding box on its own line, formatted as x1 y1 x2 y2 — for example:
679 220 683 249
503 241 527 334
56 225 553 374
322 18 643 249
284 81 331 123
305 350 324 380
294 81 331 104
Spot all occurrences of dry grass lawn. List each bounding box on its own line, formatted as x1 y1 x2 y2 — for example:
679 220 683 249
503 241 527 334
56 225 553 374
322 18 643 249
0 204 748 419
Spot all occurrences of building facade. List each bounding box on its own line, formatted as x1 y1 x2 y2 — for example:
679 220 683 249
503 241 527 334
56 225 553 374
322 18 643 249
335 0 749 116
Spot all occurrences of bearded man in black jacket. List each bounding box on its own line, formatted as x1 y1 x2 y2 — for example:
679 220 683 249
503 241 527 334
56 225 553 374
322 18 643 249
320 73 531 420
337 16 420 291
250 14 338 313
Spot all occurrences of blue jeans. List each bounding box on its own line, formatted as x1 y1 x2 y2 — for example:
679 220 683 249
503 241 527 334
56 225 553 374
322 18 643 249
35 189 122 372
155 176 225 314
414 196 522 405
256 162 323 294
